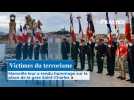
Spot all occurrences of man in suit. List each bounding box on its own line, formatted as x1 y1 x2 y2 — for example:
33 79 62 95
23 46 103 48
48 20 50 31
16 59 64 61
95 38 107 73
27 39 33 60
22 42 28 60
40 38 48 60
16 40 22 60
61 38 70 60
79 39 86 70
34 40 40 60
86 38 95 71
127 35 134 83
106 38 117 76
71 41 79 70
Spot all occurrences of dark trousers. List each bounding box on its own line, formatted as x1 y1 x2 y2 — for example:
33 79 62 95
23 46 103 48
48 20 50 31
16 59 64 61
128 60 134 81
23 51 27 60
62 54 68 60
87 54 92 71
16 54 21 60
91 55 94 71
72 56 78 69
96 55 104 73
80 55 85 70
34 52 39 60
107 57 115 75
27 51 33 59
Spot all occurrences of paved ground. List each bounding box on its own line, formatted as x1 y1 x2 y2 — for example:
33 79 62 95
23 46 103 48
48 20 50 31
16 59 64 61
62 63 134 87
0 63 134 87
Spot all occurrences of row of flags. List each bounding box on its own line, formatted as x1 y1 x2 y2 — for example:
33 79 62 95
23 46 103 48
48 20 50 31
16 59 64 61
14 24 43 44
9 12 134 45
70 12 134 44
70 13 95 42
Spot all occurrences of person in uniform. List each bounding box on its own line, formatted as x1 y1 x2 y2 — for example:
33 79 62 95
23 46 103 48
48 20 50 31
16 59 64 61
40 38 48 60
16 40 22 60
34 40 40 60
61 38 70 60
71 41 79 70
22 42 28 60
106 38 117 76
127 35 134 83
86 38 95 71
27 38 33 60
95 38 107 73
79 39 86 70
116 39 128 80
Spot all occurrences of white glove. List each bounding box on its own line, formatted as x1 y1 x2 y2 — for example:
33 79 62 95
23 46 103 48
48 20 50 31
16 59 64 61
88 41 91 44
28 43 30 46
101 57 104 60
128 43 133 46
108 45 111 48
117 40 120 43
95 43 98 47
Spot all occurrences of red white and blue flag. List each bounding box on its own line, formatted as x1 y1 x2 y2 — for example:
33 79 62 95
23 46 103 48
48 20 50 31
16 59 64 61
77 16 84 39
106 12 113 46
86 13 95 41
70 13 76 42
125 12 131 42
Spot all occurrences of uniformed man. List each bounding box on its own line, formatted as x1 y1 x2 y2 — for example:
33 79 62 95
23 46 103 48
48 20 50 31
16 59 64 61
86 38 95 71
61 38 70 60
79 39 86 70
106 38 117 76
16 40 22 60
27 38 33 60
116 39 128 80
71 41 79 70
22 42 28 60
34 40 40 60
95 38 107 73
127 35 134 83
40 38 48 60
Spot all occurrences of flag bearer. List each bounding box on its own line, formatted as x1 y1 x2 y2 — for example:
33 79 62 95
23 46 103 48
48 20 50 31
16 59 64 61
16 39 22 60
106 38 117 76
34 40 40 60
86 38 95 71
79 39 86 70
127 35 134 83
61 38 70 60
95 38 107 73
22 42 28 60
27 38 33 59
40 38 48 60
71 40 79 70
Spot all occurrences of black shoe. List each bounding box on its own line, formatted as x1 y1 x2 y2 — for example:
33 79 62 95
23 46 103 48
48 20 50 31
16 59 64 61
109 74 114 77
81 68 84 71
117 76 122 79
90 70 93 72
106 73 110 76
76 68 81 71
97 72 102 74
120 77 126 80
131 80 134 83
87 69 93 72
126 79 131 81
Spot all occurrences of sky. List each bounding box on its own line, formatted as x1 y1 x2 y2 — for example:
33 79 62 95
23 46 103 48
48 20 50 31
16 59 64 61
0 12 130 34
